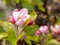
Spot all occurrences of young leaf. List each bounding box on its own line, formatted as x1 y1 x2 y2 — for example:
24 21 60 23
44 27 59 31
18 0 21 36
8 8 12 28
45 33 53 42
24 38 32 45
38 4 45 12
30 11 37 21
7 28 17 45
29 35 39 42
25 35 39 42
4 22 17 45
35 0 45 12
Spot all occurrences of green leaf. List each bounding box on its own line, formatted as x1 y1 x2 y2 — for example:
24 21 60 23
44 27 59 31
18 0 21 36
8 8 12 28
46 39 60 45
4 22 17 45
24 24 39 35
30 11 37 21
38 4 45 12
35 0 45 12
29 36 39 42
24 38 32 45
21 1 33 11
25 35 39 42
0 32 7 39
7 28 17 45
45 33 53 42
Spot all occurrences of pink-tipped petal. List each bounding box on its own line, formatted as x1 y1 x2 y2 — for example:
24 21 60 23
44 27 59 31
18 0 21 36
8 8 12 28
12 11 19 21
9 16 15 24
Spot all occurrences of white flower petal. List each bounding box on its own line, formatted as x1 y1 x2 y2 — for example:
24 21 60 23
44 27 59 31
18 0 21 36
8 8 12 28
19 8 28 16
12 12 20 21
22 14 30 22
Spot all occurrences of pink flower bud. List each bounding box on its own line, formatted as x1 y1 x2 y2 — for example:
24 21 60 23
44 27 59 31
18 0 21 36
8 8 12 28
28 20 33 25
35 30 40 35
15 19 24 26
57 38 60 42
9 16 15 24
39 26 49 34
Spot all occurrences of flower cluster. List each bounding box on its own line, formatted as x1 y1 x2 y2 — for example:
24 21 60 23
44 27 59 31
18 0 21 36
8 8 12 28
35 25 49 35
9 8 30 26
35 24 60 36
50 25 60 36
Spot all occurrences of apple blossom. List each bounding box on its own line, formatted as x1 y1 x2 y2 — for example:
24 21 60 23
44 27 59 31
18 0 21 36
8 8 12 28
9 8 30 26
50 25 60 36
39 26 49 34
35 25 49 35
50 26 57 33
50 25 60 33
